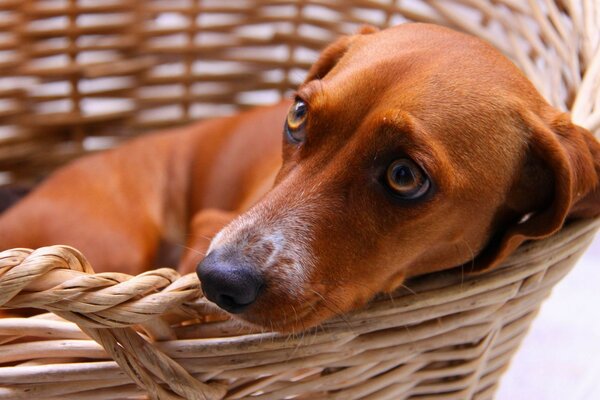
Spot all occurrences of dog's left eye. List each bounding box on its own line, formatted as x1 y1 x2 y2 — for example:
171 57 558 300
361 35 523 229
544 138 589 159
285 99 308 144
386 159 431 199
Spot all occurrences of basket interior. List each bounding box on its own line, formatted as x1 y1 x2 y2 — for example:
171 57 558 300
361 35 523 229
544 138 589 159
1 0 598 185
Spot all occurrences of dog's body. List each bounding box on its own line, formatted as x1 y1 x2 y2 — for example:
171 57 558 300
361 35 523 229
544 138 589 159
0 102 288 275
1 23 599 331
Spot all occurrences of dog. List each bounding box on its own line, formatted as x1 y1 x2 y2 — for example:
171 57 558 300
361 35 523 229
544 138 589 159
1 23 599 332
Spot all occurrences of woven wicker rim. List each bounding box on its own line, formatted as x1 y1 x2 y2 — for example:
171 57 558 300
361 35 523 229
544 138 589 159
0 218 598 400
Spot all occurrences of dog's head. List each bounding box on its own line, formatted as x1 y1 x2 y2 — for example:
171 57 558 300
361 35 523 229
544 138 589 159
198 23 600 331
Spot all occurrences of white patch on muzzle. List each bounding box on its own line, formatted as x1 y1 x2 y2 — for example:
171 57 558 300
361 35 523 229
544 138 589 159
206 201 317 295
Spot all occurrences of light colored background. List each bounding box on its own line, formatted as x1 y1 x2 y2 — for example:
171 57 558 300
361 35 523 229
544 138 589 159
497 234 600 399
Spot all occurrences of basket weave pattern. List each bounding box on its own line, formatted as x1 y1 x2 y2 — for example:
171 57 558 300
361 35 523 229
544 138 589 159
0 1 599 399
1 0 599 183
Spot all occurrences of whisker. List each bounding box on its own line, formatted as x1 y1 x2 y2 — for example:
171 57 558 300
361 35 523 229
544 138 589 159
386 291 396 307
308 288 355 334
289 304 308 358
458 239 476 285
397 283 416 296
304 279 382 300
304 300 325 340
174 243 205 256
304 278 376 293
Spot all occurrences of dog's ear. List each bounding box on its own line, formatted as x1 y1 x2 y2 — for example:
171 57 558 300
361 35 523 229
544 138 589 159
470 112 600 273
305 25 379 82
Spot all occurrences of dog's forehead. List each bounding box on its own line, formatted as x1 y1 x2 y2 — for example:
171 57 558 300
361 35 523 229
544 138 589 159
346 24 509 73
315 29 541 139
325 24 541 113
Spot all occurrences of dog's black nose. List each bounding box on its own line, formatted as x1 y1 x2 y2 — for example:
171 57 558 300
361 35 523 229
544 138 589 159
197 251 264 314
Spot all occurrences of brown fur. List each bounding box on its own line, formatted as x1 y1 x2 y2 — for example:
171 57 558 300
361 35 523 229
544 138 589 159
1 23 599 331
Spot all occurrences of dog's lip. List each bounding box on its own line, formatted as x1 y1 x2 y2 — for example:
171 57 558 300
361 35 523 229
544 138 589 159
226 297 326 332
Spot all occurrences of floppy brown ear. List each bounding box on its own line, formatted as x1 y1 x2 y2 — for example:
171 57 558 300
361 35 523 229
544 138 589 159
304 25 378 82
470 111 600 273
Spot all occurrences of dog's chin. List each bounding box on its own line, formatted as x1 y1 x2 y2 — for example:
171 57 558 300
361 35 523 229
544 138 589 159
228 292 375 333
221 300 340 333
201 281 377 333
233 312 328 333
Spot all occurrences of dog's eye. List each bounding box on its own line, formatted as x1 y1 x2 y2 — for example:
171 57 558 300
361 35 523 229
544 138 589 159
285 99 308 144
386 159 430 199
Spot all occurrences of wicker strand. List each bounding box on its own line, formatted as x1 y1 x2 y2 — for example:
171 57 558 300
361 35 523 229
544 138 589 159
0 246 203 327
74 324 226 400
0 246 225 400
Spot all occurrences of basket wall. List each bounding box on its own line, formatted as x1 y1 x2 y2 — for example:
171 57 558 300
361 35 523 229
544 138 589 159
1 0 599 183
0 220 598 399
0 1 599 400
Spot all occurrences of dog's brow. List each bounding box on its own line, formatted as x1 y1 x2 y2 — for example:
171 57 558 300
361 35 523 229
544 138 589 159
380 112 440 170
297 80 324 103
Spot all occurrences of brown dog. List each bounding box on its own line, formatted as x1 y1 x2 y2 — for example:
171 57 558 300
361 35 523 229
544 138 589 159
1 23 599 331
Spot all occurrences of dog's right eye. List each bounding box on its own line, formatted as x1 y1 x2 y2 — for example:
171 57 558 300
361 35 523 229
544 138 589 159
385 158 431 200
285 99 308 144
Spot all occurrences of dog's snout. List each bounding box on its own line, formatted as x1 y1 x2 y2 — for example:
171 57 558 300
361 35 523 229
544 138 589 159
197 251 264 314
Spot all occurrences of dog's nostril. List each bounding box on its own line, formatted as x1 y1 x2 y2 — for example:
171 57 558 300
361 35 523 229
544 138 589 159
196 251 264 314
219 294 237 307
218 293 257 310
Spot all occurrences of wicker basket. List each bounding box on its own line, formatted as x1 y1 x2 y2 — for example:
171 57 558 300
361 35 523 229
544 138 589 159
0 1 599 399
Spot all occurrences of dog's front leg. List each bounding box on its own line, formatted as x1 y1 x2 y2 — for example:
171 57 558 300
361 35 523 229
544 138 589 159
177 209 237 274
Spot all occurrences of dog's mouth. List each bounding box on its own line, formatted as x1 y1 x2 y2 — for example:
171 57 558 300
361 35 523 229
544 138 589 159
223 293 339 333
234 301 321 332
198 273 350 333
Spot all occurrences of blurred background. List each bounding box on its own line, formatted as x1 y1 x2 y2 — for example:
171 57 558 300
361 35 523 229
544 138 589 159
499 235 600 399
